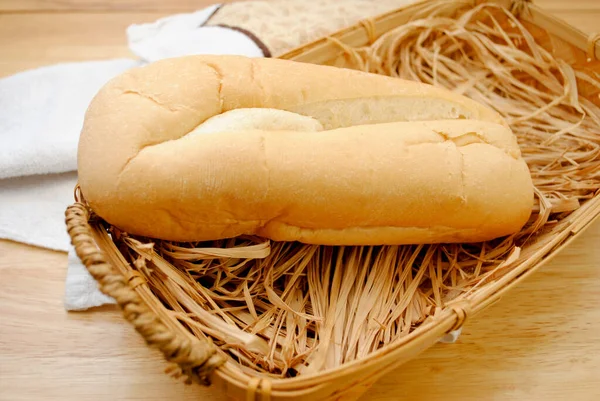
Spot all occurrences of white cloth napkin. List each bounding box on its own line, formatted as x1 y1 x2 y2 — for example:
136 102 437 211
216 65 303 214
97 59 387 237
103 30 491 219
0 59 141 180
0 171 78 251
127 5 263 63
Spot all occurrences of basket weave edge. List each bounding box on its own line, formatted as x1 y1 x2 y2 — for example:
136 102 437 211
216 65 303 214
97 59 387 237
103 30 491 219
64 201 226 385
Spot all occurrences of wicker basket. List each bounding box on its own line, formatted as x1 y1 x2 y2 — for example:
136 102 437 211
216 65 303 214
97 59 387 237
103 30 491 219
65 0 600 400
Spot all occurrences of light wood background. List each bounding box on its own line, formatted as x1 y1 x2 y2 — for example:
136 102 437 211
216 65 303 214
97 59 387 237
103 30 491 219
0 1 599 400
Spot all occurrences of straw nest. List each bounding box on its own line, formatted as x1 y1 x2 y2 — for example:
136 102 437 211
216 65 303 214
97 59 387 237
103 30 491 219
102 1 600 379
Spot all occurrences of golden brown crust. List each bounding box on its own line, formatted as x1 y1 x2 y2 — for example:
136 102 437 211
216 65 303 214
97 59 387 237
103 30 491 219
77 55 533 245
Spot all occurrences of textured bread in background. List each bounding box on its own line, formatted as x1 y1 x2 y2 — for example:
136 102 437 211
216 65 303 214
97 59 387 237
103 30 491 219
203 0 406 56
77 55 534 245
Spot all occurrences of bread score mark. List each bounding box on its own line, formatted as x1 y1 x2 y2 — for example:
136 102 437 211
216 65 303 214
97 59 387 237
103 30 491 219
182 108 521 159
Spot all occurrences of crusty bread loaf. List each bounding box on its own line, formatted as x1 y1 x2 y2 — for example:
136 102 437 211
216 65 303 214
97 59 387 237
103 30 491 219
77 55 533 245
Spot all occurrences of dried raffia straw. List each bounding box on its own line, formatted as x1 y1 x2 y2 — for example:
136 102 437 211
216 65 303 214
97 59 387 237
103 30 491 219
106 1 600 379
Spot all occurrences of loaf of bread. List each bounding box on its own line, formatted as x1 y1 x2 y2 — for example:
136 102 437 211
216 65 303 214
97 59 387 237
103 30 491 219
77 55 534 245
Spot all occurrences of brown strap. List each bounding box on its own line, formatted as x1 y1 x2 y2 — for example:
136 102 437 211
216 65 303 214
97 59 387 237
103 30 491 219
64 202 225 385
202 4 223 26
214 24 272 57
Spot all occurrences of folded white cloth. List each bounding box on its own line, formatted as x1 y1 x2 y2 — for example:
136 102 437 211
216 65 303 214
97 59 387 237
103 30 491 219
0 59 143 310
127 5 263 63
0 59 141 180
65 242 117 310
0 170 111 310
0 172 78 251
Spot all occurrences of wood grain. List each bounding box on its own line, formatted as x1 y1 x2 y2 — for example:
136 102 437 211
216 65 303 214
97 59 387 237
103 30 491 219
1 0 599 400
0 12 169 77
0 0 237 78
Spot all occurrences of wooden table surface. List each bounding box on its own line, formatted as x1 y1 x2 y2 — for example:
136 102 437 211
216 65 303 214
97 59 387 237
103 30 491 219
1 1 599 400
